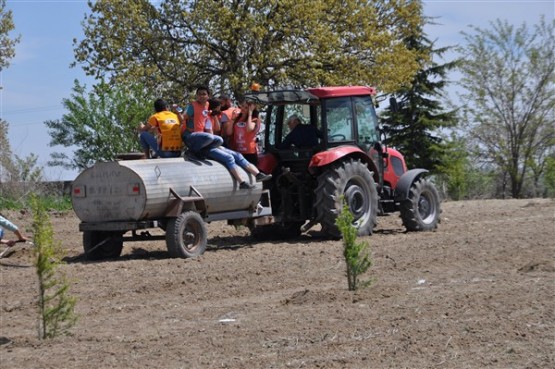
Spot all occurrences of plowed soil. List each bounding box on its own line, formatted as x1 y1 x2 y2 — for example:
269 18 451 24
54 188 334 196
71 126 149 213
1 199 554 369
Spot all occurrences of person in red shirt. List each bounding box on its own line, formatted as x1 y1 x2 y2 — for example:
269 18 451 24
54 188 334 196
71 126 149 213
225 99 260 165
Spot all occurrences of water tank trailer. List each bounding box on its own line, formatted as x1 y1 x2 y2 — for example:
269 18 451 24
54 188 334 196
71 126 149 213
71 157 272 260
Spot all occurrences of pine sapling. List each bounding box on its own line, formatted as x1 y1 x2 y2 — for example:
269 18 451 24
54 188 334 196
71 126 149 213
31 195 77 339
335 201 373 291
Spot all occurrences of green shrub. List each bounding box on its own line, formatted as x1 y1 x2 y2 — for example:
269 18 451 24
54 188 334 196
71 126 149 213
31 195 77 339
1 194 72 212
335 201 373 291
38 195 73 211
0 180 72 211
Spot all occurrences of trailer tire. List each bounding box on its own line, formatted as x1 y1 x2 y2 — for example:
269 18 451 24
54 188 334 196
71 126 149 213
316 159 378 238
166 211 207 258
83 231 124 260
400 177 441 231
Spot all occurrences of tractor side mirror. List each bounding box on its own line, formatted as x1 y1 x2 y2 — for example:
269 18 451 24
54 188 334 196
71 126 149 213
389 97 399 112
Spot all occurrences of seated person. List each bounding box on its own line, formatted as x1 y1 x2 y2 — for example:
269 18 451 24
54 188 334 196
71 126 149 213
275 115 321 149
180 85 223 155
138 98 182 158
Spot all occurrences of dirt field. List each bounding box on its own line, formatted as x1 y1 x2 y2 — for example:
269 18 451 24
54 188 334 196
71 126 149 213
0 198 553 369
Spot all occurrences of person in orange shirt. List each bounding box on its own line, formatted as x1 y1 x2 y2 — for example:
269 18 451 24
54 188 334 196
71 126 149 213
138 99 182 158
225 99 260 165
180 86 223 157
202 98 271 189
208 98 223 136
217 94 239 147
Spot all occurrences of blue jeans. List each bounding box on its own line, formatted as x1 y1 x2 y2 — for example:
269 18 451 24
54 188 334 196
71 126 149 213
183 132 223 153
206 146 250 170
139 132 181 158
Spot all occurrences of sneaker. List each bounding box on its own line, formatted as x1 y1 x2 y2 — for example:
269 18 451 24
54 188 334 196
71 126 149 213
255 172 272 182
239 181 255 190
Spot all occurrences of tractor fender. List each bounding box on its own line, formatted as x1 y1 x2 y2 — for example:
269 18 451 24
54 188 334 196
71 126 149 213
394 169 429 201
309 146 378 177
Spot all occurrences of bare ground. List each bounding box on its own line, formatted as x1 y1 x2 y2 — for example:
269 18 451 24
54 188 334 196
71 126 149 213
0 198 554 369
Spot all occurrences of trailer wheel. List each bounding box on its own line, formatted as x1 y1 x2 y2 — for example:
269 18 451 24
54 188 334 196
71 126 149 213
400 177 441 231
83 231 124 260
316 159 378 238
166 211 207 258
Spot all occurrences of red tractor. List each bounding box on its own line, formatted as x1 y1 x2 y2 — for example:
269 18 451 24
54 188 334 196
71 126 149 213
245 86 441 238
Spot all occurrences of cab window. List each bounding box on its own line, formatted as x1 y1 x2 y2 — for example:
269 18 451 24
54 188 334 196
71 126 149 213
269 104 320 147
325 97 353 142
354 96 379 150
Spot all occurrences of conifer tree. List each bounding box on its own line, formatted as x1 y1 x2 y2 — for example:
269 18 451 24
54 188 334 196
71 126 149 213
32 195 77 339
380 30 459 172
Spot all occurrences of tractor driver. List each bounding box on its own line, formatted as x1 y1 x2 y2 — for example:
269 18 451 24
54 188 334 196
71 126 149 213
275 115 322 149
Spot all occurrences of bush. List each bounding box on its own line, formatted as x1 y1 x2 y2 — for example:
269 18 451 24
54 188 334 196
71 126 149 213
0 182 72 211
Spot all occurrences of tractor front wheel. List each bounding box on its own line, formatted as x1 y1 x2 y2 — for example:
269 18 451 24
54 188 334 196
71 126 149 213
315 159 378 238
400 177 441 231
166 211 207 258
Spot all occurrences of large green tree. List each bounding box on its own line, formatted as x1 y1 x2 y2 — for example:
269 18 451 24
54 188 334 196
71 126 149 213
1 0 18 175
380 30 459 171
73 0 425 101
1 0 30 185
45 80 154 170
0 0 19 72
457 17 555 198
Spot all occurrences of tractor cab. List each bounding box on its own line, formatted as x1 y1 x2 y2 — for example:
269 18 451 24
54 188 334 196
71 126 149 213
246 87 381 149
246 86 389 184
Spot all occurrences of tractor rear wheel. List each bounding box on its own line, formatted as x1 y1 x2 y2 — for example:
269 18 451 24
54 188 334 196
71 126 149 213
83 231 124 260
400 177 441 231
315 159 378 238
166 211 207 258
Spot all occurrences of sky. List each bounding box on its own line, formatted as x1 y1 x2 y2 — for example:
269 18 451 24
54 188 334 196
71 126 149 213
1 0 554 181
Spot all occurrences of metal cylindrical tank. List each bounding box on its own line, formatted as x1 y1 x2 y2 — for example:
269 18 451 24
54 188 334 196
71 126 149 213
72 158 262 222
